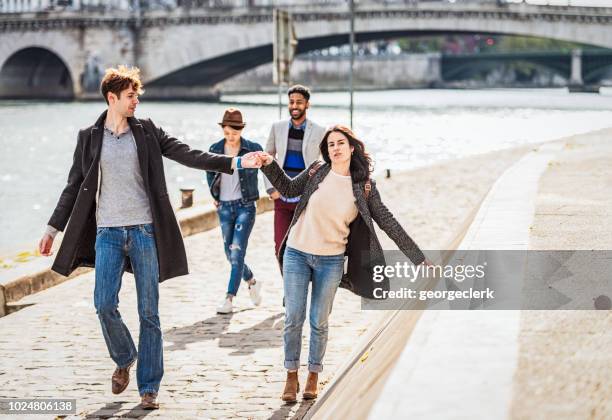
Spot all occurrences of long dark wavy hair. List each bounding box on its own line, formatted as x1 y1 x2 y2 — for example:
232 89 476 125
319 124 373 183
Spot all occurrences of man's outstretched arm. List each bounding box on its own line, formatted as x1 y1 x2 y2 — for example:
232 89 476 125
144 119 261 172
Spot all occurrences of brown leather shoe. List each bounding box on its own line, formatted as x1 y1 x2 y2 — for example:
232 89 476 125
111 359 135 395
303 372 318 400
140 392 159 410
281 371 300 403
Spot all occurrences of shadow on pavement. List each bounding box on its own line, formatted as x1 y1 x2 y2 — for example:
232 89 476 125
163 311 284 355
269 399 315 420
85 401 154 419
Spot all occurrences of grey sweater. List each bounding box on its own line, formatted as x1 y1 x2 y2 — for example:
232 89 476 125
96 126 152 227
46 126 152 237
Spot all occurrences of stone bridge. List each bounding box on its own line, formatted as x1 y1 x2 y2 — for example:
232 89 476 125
1 1 612 99
442 49 612 85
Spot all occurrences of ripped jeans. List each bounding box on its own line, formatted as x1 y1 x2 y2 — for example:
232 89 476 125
217 199 256 296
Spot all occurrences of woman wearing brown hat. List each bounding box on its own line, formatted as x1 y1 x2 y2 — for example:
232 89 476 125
206 108 264 314
256 125 428 402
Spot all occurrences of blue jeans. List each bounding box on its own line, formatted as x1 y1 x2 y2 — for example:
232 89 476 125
282 246 345 373
94 223 163 396
217 199 256 296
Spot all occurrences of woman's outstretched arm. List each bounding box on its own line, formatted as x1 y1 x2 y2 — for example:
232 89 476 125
368 180 426 265
260 158 320 198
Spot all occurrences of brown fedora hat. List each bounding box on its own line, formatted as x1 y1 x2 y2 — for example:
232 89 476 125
218 107 246 128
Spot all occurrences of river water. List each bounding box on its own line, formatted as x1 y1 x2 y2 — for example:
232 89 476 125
1 88 612 255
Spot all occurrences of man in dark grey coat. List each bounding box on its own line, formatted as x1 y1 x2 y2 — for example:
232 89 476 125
37 66 261 409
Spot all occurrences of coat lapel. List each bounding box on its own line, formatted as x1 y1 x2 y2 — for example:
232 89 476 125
302 119 312 156
128 117 150 188
89 110 106 163
90 126 103 163
278 121 289 164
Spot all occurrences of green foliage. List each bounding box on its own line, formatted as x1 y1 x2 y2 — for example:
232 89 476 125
395 34 604 54
487 36 589 53
396 37 444 53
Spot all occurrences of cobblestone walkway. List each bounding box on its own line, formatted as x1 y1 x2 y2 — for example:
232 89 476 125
0 211 373 419
0 147 527 419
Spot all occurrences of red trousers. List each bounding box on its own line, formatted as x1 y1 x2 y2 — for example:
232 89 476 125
274 199 298 261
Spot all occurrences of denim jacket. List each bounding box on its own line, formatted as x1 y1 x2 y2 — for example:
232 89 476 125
206 137 263 202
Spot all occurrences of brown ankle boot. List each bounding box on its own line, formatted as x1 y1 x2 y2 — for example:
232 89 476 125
111 359 135 395
281 371 300 403
140 392 159 410
303 372 318 399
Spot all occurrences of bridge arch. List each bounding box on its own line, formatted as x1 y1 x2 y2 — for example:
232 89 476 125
441 53 572 81
146 30 484 88
583 52 612 84
140 5 612 86
2 3 612 96
584 64 612 84
145 30 594 89
0 47 74 99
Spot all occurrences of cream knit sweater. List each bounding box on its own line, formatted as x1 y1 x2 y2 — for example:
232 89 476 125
287 170 358 255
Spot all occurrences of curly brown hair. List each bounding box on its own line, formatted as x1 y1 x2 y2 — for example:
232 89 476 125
100 65 144 104
319 124 373 183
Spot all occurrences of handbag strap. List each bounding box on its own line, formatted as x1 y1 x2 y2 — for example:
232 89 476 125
364 179 371 200
308 161 324 177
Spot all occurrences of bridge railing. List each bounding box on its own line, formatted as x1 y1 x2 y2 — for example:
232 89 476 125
0 0 605 14
0 0 526 15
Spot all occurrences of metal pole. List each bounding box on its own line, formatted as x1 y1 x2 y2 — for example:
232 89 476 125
180 188 195 209
278 83 282 120
349 0 355 129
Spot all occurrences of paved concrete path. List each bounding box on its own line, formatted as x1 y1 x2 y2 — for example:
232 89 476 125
510 131 612 419
369 132 612 420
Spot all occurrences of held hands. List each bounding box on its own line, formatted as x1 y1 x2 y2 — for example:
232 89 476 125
243 151 275 199
257 152 274 166
240 152 262 169
240 152 274 169
239 152 274 169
